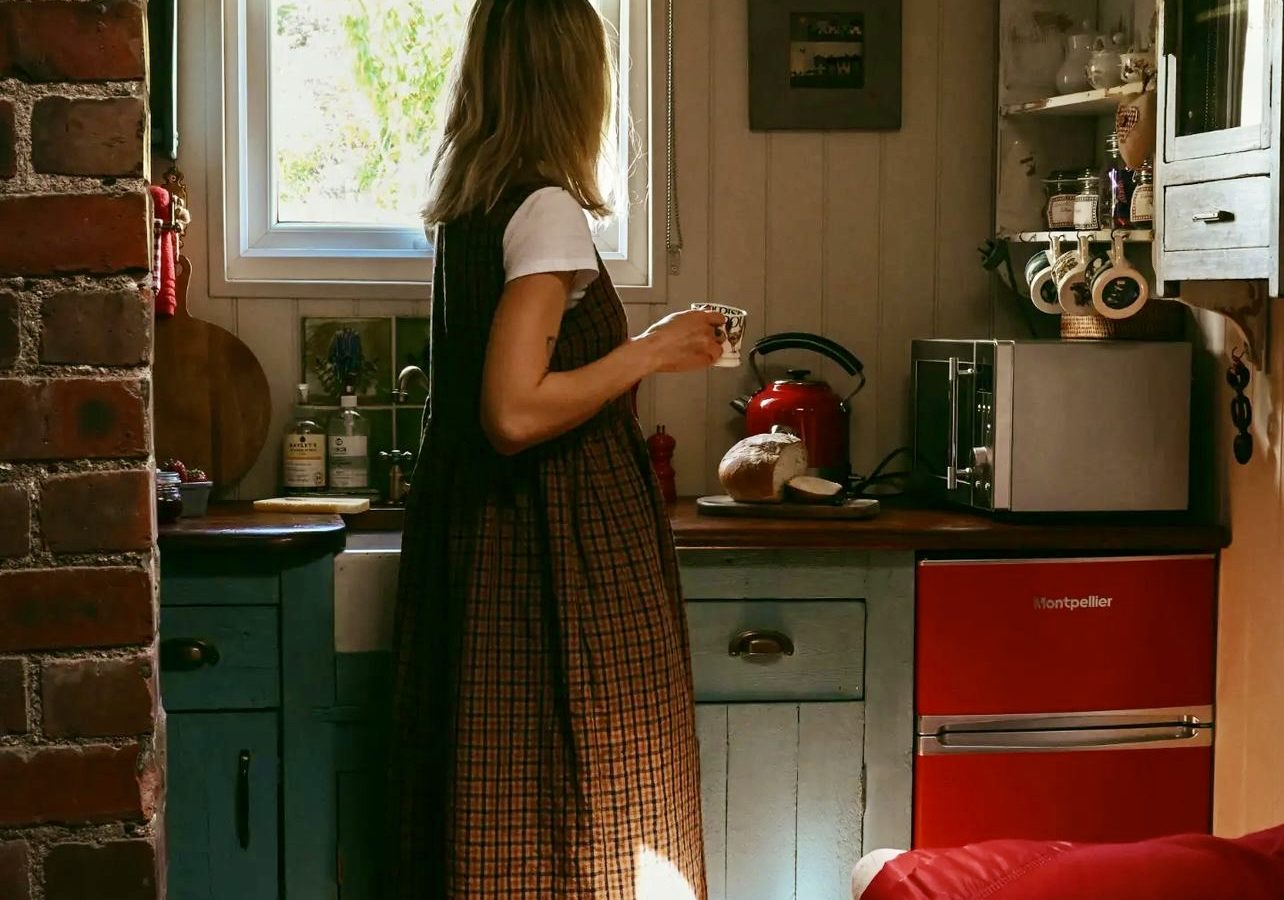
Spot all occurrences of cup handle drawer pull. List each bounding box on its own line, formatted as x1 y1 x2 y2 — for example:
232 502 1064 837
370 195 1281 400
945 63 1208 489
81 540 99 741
1192 210 1234 224
729 630 795 659
160 638 221 672
236 750 251 850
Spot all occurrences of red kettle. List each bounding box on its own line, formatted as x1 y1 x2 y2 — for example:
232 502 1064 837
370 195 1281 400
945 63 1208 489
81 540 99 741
730 332 866 483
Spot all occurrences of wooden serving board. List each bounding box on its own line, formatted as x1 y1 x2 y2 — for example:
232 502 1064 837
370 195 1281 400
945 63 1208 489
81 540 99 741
154 257 272 489
253 497 372 515
696 495 880 520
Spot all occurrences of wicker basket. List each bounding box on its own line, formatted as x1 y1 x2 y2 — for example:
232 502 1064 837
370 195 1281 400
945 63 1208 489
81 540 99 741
1059 299 1186 341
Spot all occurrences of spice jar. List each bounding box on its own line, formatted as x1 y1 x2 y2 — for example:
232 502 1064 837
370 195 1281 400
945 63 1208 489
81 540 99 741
1073 170 1102 231
1101 132 1135 228
1130 160 1154 226
156 470 184 524
1043 171 1079 229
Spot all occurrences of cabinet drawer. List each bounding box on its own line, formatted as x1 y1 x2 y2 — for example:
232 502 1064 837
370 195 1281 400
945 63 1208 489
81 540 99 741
161 606 280 711
687 601 864 702
1163 177 1272 251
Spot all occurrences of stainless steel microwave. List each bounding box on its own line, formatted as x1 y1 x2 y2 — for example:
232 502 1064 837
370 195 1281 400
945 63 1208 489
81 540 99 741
911 340 1192 513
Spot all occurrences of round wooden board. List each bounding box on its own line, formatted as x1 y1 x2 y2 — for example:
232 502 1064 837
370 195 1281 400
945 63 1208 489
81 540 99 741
154 257 272 489
695 495 881 520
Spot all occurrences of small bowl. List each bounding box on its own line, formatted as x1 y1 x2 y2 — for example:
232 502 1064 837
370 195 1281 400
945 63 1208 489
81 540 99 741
178 481 213 517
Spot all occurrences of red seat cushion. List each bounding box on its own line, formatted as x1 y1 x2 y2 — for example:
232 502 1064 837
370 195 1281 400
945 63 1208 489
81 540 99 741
865 825 1284 900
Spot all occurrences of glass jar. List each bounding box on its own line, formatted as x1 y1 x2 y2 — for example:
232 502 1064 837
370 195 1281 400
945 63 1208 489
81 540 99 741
1130 160 1154 226
1101 132 1135 228
1043 171 1079 229
156 470 183 524
1073 170 1102 230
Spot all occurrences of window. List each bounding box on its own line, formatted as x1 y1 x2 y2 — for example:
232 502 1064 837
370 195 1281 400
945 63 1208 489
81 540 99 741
213 0 654 298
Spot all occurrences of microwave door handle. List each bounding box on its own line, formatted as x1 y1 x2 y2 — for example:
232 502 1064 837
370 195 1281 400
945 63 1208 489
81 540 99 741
922 724 1210 755
946 357 974 490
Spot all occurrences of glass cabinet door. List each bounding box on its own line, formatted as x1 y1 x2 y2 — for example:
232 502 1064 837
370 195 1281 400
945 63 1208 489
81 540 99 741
1163 0 1274 159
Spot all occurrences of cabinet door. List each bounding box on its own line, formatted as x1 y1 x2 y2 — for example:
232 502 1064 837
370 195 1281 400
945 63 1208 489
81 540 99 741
696 703 865 900
168 712 280 900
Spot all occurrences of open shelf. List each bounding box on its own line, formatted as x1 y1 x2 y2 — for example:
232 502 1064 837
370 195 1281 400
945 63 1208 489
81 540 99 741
1000 82 1148 118
998 229 1154 244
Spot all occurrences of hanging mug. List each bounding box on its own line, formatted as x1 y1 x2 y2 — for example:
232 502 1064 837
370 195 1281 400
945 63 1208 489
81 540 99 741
1090 232 1150 319
1025 236 1064 315
1053 234 1097 315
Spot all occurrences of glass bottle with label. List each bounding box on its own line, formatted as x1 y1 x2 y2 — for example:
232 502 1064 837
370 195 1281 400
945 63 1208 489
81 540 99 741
327 390 370 491
1129 160 1153 227
1073 170 1101 231
1100 132 1135 229
282 384 326 493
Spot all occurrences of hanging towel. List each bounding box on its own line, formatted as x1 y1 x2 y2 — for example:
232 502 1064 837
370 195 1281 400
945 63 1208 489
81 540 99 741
150 184 178 317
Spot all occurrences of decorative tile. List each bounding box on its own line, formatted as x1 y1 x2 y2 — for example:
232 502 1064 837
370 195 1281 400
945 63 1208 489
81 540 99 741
301 317 393 404
394 316 431 403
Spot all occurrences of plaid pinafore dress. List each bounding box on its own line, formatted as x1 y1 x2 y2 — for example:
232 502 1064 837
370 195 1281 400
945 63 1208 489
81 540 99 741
390 185 707 899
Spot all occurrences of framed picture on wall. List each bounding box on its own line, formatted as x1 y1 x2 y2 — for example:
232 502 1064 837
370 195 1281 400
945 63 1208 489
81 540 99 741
748 0 902 130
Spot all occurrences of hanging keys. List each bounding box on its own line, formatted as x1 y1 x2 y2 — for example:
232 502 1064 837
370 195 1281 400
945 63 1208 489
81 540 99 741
1226 351 1253 465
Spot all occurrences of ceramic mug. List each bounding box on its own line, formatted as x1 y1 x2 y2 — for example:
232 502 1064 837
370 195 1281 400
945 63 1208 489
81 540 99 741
1053 235 1099 314
1119 50 1155 84
1025 238 1063 315
691 302 748 367
1090 233 1150 319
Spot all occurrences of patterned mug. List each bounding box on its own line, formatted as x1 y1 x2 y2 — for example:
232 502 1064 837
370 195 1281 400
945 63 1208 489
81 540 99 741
691 302 748 368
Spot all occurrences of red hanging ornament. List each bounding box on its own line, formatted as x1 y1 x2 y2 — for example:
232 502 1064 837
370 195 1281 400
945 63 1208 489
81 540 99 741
647 425 677 506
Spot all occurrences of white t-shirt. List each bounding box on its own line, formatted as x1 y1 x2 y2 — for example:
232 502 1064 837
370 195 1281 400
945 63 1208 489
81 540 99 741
502 186 600 308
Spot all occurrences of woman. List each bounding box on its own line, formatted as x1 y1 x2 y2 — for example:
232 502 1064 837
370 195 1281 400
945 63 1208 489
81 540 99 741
390 1 723 897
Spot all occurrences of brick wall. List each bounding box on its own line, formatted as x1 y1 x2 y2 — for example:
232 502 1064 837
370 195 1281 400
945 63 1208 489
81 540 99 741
0 2 162 898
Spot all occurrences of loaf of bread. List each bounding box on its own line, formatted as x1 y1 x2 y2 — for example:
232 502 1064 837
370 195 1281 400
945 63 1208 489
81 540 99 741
718 433 808 502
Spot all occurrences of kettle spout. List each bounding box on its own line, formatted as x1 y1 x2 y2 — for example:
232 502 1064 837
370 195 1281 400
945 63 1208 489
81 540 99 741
730 395 751 415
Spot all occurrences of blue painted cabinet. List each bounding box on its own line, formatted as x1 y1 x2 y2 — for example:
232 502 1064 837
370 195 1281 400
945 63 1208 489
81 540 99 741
161 548 341 900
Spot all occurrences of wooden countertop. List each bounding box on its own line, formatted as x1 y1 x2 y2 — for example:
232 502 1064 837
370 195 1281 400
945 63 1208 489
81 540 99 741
345 499 1227 553
158 504 346 554
666 499 1227 552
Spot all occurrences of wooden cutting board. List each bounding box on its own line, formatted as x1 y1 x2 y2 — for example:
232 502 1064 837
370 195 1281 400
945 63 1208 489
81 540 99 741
696 496 881 520
154 257 272 489
253 497 371 514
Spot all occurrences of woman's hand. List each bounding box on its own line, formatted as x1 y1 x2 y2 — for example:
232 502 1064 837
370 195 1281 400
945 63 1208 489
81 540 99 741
637 310 726 373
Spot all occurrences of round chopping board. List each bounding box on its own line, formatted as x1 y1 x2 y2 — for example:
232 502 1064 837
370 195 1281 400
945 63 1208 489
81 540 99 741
153 257 272 489
696 496 880 520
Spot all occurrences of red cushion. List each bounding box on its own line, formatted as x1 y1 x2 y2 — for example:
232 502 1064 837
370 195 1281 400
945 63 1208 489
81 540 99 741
865 825 1284 900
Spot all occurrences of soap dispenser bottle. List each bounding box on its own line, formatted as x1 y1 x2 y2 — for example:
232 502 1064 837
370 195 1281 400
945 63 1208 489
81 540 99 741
327 388 371 491
283 384 326 494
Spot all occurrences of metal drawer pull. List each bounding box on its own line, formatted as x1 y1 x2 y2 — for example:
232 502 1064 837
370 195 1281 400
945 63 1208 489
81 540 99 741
159 638 220 672
1192 210 1234 224
236 750 251 850
728 630 795 659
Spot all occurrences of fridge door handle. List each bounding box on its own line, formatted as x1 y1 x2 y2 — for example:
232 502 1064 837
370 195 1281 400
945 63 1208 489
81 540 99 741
918 724 1212 756
918 706 1214 735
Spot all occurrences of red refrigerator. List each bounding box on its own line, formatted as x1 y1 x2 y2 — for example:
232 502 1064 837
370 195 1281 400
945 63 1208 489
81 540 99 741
914 555 1216 849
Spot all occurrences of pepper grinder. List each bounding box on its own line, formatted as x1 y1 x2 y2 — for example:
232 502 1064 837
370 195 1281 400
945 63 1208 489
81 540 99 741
647 425 677 506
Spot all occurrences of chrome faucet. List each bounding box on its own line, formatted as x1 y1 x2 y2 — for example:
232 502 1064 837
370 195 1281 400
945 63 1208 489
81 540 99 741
381 366 429 505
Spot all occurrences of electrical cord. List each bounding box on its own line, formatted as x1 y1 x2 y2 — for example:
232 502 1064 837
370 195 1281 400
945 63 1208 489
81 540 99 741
848 445 912 497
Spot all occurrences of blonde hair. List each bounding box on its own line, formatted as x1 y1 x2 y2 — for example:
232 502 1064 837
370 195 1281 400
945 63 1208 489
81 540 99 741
423 0 615 224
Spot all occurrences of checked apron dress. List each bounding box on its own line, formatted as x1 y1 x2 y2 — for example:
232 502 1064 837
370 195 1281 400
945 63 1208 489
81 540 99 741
390 185 707 899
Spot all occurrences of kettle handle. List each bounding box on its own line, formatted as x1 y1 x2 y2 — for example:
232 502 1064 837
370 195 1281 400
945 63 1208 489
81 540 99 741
748 332 867 403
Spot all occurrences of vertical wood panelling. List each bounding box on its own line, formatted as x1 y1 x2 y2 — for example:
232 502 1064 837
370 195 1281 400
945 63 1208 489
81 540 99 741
234 298 299 499
875 0 942 462
725 704 798 900
695 705 729 900
704 0 769 492
796 704 866 899
201 0 998 498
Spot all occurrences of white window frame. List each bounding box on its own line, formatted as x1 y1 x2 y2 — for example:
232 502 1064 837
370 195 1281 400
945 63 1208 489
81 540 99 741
209 0 658 300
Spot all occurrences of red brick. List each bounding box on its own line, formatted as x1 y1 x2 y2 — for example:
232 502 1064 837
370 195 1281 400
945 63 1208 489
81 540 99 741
43 840 157 900
41 470 152 553
0 290 19 367
42 656 154 738
0 1 146 83
0 101 15 179
41 289 150 366
0 841 31 900
0 567 153 651
0 194 149 276
0 485 29 558
31 97 146 177
0 658 28 735
0 744 147 825
0 379 147 460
